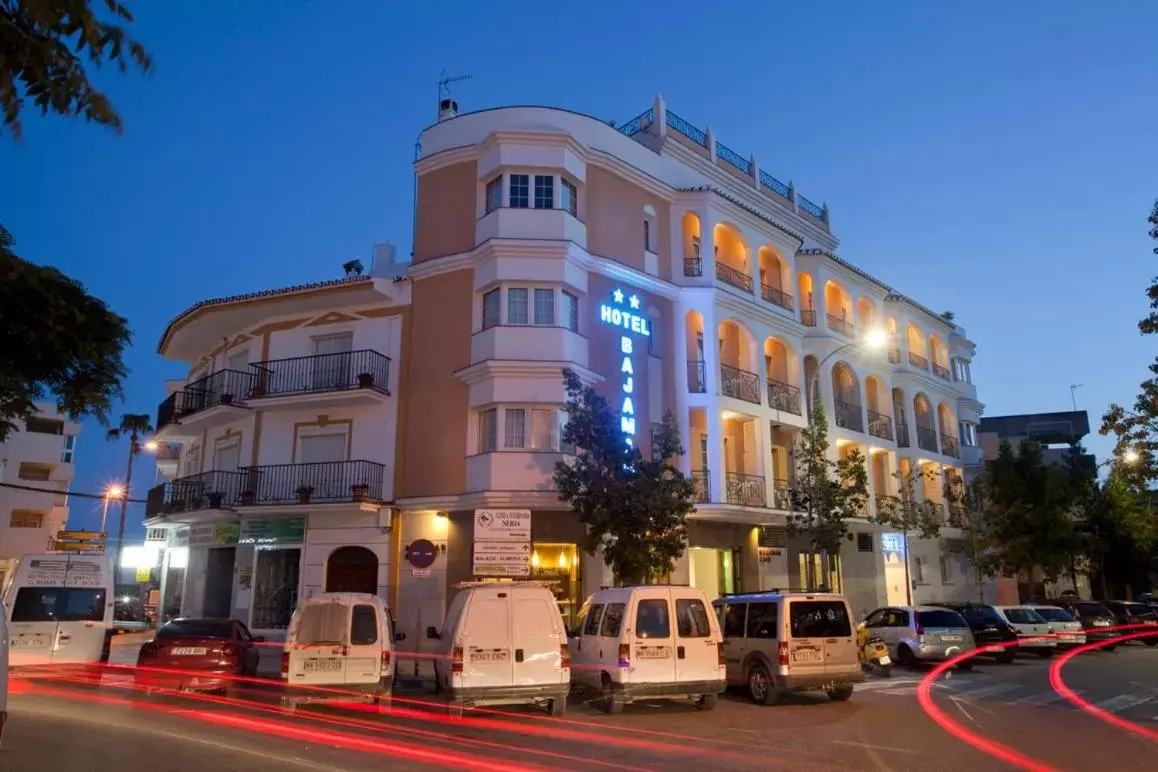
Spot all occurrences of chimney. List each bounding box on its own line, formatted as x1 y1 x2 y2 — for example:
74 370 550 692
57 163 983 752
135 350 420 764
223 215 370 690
438 98 458 122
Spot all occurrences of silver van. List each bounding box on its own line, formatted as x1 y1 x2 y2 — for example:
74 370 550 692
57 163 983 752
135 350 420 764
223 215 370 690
712 592 863 705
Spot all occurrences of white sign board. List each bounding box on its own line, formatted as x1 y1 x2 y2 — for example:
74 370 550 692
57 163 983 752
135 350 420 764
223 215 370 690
474 509 531 541
411 568 432 578
473 541 531 577
23 557 105 588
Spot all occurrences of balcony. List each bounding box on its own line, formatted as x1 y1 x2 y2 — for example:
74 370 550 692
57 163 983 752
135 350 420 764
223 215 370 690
827 315 854 337
767 380 802 415
145 470 247 517
760 284 794 312
683 257 703 277
941 434 960 459
715 263 753 293
725 472 765 507
770 482 794 511
834 400 864 433
251 350 392 408
896 420 910 448
691 469 710 503
720 364 761 405
916 426 939 453
932 363 952 380
888 348 902 364
908 352 929 370
237 460 388 507
156 369 256 436
867 410 894 441
687 360 707 394
800 309 817 327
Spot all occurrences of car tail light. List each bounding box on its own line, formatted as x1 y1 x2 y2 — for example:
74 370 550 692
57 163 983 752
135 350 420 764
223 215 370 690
915 625 925 636
280 651 289 679
560 644 570 669
717 641 726 667
617 643 631 668
380 649 391 672
777 641 789 666
451 646 463 674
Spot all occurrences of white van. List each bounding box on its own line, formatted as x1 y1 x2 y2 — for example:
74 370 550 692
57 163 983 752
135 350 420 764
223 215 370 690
1 600 9 746
3 554 115 669
568 585 725 714
427 581 570 716
281 592 403 705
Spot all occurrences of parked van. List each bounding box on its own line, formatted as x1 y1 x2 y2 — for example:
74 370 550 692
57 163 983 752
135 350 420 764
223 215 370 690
3 554 115 669
712 592 863 705
427 581 570 716
1 600 9 746
568 585 725 714
281 592 403 705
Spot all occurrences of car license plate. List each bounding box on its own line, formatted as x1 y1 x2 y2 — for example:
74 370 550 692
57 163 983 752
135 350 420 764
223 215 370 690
10 638 47 649
877 655 891 665
792 648 822 662
636 646 670 659
940 635 963 643
170 647 207 656
469 650 509 663
1093 620 1110 627
303 658 342 672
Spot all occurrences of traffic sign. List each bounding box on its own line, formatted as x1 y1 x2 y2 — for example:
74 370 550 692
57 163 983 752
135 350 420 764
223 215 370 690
473 541 531 577
57 530 105 542
51 540 105 553
405 539 438 569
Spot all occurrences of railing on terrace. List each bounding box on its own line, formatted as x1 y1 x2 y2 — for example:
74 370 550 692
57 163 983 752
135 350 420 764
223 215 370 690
834 400 864 432
683 257 703 277
800 309 818 327
715 142 750 174
665 109 708 147
761 284 794 311
236 460 387 506
759 170 790 199
770 482 794 511
691 469 710 503
145 470 247 517
157 369 257 431
932 363 952 380
909 352 929 370
252 350 391 399
725 472 765 507
895 420 911 448
888 348 902 364
867 410 894 441
767 380 802 415
798 195 825 220
715 262 753 292
941 435 960 459
720 364 761 404
827 315 855 337
916 427 939 453
617 108 654 138
687 360 707 394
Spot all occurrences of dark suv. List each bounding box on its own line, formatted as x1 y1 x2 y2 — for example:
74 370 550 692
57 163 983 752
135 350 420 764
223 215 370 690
1102 601 1158 646
928 603 1019 663
1044 598 1120 650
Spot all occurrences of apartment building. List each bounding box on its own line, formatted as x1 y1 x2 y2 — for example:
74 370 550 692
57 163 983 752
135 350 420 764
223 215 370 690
395 94 993 634
0 404 79 585
143 252 410 637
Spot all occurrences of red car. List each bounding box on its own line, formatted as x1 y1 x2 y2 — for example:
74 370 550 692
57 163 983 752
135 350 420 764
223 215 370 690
136 618 264 694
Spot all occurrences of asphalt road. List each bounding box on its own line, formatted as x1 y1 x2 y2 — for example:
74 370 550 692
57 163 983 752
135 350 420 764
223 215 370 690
2 640 1155 772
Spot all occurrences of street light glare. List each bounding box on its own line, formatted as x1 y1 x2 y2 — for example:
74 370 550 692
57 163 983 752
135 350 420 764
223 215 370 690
1123 449 1140 464
143 440 160 452
106 485 125 499
862 327 888 351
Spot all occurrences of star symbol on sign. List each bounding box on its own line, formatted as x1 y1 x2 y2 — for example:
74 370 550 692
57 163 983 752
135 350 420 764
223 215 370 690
612 289 624 304
629 294 641 310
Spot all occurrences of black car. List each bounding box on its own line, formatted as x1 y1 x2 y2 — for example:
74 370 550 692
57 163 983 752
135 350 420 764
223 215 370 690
1044 598 1120 650
1102 601 1158 647
928 603 1019 663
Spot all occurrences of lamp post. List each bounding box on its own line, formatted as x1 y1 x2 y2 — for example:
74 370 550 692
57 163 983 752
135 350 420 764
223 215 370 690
100 485 125 534
805 327 889 420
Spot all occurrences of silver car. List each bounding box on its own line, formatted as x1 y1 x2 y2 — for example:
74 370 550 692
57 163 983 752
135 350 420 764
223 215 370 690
1026 604 1086 648
862 606 977 670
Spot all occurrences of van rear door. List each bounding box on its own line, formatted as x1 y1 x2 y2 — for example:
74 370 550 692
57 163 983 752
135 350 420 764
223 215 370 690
344 602 382 686
459 594 514 688
288 599 349 686
786 598 849 677
512 593 564 686
673 593 720 685
628 591 677 685
54 556 110 665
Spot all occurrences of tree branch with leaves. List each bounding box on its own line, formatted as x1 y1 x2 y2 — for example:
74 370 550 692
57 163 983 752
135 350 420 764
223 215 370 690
870 463 945 604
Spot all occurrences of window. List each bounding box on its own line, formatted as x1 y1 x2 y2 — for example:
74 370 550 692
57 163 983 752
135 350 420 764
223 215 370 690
251 547 301 630
643 219 652 252
1004 608 1045 625
157 619 233 638
788 600 851 638
61 435 76 463
506 288 529 324
294 601 349 644
558 411 575 456
350 605 379 645
561 178 577 217
504 408 526 449
25 417 64 435
856 533 873 552
485 176 503 213
959 422 978 447
746 602 778 639
915 557 927 583
698 435 709 472
529 409 554 450
509 174 529 208
582 604 605 635
18 462 51 481
533 288 555 326
10 510 44 528
721 603 747 637
939 555 950 583
12 587 106 623
533 175 554 209
562 290 579 333
646 315 659 356
635 599 671 639
691 235 701 259
916 610 968 628
953 358 972 383
479 409 498 452
676 599 711 637
482 289 500 330
599 603 625 637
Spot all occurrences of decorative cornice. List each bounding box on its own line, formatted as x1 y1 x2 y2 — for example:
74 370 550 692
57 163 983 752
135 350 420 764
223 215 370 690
396 490 568 511
678 185 806 245
413 144 476 175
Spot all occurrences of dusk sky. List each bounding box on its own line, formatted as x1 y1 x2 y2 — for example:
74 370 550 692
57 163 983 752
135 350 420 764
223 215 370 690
3 1 1156 538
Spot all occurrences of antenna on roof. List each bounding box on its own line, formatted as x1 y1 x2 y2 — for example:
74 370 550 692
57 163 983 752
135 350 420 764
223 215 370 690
437 69 472 121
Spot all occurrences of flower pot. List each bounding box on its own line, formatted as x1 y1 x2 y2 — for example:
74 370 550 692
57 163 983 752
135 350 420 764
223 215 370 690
297 490 313 505
240 491 256 506
220 394 234 406
357 373 374 389
351 484 370 502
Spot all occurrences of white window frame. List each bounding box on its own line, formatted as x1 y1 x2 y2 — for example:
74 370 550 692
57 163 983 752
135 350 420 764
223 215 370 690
562 290 579 333
485 175 502 214
561 178 577 217
533 288 555 326
506 287 529 325
476 405 570 454
479 408 498 453
294 426 350 463
509 173 530 209
61 434 76 463
481 288 500 330
533 174 554 210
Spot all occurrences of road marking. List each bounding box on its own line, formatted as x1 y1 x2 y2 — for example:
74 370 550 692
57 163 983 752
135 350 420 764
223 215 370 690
948 695 978 724
953 683 1023 702
831 740 918 755
857 678 921 692
1092 694 1153 713
1018 689 1085 708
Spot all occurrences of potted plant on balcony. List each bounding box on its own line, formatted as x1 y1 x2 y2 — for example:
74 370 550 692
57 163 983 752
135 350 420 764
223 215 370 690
357 371 375 389
296 485 314 504
206 490 224 508
351 482 371 502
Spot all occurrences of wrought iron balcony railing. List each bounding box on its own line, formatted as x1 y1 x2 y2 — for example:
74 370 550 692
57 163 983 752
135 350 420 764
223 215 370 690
683 257 703 277
687 360 707 394
834 400 864 432
720 364 761 404
145 470 248 517
909 351 929 370
715 262 753 292
932 362 952 380
771 483 794 511
236 460 387 506
800 309 817 327
917 426 939 452
895 420 911 447
767 380 802 415
827 315 854 337
867 410 894 441
761 284 794 311
157 369 257 431
725 472 765 507
251 350 391 399
941 434 960 458
691 469 710 503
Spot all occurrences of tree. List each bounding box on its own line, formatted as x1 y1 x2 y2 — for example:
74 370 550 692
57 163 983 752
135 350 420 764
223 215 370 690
1 0 152 140
0 225 131 440
553 369 695 585
107 412 153 572
787 401 869 590
871 464 945 605
944 473 993 602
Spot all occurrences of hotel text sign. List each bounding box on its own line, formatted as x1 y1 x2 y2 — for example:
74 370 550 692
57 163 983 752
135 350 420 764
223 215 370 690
598 288 651 447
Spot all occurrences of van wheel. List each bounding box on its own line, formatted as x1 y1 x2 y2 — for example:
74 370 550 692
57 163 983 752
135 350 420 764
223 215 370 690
695 693 718 711
827 686 854 702
993 650 1016 664
746 664 778 706
549 696 567 717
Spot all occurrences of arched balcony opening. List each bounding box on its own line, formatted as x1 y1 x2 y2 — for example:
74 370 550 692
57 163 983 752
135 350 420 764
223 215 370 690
798 272 816 327
723 415 765 506
713 222 751 292
891 387 910 447
929 334 950 380
764 337 802 415
684 310 706 393
718 320 759 404
803 354 820 412
938 403 959 458
824 281 854 337
885 316 901 363
758 246 793 311
856 297 879 335
906 324 929 370
913 393 937 452
681 212 702 277
864 375 893 441
831 362 863 432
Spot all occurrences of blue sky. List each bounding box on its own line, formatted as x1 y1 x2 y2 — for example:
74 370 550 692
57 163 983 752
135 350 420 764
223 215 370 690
2 1 1155 537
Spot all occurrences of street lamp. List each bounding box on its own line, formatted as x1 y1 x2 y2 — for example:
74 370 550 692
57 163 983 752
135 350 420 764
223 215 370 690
806 326 889 420
143 440 160 452
100 484 125 534
1122 448 1140 465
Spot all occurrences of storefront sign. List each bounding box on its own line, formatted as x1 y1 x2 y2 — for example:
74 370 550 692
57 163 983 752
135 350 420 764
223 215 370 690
881 533 905 556
212 522 239 545
473 541 531 577
474 509 531 541
135 567 151 582
239 517 305 545
598 288 651 447
189 525 213 548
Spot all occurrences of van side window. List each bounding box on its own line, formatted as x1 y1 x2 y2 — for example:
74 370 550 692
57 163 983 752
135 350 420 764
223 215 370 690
583 604 605 636
635 599 671 639
599 603 625 637
790 601 852 638
350 605 378 646
746 602 778 639
676 599 711 637
721 603 747 637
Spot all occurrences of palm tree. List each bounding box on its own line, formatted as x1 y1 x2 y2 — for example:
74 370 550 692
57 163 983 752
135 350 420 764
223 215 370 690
107 413 154 573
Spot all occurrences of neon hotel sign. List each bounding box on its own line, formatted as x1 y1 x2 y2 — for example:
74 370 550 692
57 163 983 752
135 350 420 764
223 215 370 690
599 288 651 447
